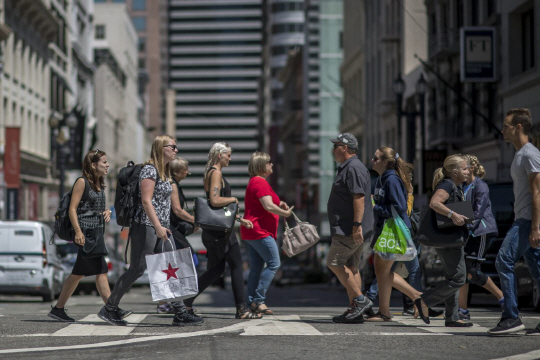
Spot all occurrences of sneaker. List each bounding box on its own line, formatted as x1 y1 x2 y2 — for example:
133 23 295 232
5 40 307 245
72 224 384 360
458 309 470 321
172 309 204 326
118 308 133 319
98 306 127 326
526 323 540 336
48 306 75 322
157 304 175 314
488 317 525 335
402 307 415 316
344 297 372 322
332 309 365 324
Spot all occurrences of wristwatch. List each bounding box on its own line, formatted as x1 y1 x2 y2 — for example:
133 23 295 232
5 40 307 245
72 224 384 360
352 222 362 227
447 210 454 219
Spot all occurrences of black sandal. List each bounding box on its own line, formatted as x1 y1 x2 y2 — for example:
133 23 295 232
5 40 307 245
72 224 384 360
251 303 274 315
236 304 263 319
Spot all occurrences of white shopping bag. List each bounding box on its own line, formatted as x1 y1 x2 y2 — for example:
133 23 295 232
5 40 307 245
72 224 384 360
145 239 198 302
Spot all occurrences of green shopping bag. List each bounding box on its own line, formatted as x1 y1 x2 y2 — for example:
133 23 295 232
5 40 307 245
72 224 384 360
373 206 417 261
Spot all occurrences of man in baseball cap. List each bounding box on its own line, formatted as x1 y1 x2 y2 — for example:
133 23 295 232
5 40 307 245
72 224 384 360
326 132 374 324
329 133 359 151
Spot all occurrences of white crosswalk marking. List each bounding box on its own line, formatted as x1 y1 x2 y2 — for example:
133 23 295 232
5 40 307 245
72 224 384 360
392 315 490 333
52 314 147 336
241 315 322 336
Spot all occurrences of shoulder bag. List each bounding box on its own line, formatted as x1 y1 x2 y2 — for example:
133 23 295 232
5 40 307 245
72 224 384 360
416 205 468 249
194 197 238 232
282 212 320 257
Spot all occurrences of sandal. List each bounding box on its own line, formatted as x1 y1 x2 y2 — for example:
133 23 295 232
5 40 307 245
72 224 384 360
236 304 263 319
251 303 274 315
365 311 392 322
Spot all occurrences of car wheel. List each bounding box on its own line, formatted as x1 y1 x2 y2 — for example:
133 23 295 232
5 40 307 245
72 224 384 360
42 284 54 302
532 280 540 312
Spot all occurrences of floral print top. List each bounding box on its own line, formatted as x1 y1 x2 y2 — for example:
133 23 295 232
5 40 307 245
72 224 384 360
135 164 172 228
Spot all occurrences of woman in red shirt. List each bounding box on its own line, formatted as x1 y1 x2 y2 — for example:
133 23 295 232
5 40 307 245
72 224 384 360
242 152 293 315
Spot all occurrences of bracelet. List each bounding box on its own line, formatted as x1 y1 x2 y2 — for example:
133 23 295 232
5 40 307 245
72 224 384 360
236 216 243 223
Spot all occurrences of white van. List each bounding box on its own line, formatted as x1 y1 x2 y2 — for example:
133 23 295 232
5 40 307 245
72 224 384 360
0 221 64 301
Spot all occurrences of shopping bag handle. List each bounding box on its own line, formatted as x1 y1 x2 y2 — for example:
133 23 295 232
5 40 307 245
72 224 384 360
284 211 302 230
161 234 177 253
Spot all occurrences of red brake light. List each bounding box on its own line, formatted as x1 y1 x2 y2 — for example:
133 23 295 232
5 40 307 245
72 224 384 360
108 262 113 271
42 242 47 267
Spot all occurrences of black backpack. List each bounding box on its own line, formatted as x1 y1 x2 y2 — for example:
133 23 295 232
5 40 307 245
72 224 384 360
114 161 145 227
53 177 90 242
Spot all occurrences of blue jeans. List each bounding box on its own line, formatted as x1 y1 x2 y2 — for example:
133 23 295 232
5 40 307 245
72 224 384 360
366 256 423 302
496 218 540 319
246 236 281 305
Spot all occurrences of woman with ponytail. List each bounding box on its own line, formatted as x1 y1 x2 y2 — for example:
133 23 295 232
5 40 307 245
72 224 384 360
365 147 424 322
183 142 261 320
457 155 503 320
415 154 473 327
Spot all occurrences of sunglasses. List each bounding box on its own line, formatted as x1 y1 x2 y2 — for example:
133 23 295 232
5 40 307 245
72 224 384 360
333 144 345 149
163 145 178 151
94 149 100 156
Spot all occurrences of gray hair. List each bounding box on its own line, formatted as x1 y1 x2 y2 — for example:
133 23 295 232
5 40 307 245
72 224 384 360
170 157 189 178
204 142 231 179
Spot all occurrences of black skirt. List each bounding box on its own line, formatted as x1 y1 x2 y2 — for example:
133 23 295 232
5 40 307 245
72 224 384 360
71 248 108 276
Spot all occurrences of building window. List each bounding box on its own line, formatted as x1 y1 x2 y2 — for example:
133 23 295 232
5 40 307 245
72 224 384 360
132 0 146 11
113 0 125 3
138 37 146 52
522 9 535 72
132 17 146 31
138 58 146 69
95 24 105 39
94 0 106 2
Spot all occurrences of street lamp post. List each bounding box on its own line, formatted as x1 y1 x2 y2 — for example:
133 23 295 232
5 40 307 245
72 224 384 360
393 73 427 191
49 111 78 197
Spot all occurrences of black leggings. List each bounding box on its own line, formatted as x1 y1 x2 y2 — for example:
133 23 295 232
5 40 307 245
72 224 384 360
185 242 244 307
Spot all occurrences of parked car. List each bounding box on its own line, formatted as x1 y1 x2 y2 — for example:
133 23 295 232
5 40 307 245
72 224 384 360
56 240 125 295
0 221 64 301
419 182 540 311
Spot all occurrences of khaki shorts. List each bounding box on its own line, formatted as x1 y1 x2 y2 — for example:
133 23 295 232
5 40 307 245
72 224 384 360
326 234 364 269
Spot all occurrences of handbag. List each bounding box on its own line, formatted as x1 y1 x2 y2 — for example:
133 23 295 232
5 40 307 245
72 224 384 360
417 205 468 249
146 237 198 302
373 206 417 261
79 226 108 258
435 201 474 229
282 212 320 257
194 197 238 232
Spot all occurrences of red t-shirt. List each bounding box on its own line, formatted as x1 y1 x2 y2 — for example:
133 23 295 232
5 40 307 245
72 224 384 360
241 176 280 240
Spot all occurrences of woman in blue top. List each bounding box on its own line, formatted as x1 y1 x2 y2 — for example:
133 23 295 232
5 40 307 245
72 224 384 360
458 154 504 320
367 146 423 322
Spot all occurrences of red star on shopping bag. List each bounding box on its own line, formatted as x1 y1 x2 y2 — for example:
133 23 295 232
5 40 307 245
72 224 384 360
161 263 180 280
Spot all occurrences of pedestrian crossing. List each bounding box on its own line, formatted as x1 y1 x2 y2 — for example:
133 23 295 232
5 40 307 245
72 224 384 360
52 314 148 336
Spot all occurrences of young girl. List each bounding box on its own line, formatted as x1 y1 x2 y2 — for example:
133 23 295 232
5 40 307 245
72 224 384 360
49 150 131 321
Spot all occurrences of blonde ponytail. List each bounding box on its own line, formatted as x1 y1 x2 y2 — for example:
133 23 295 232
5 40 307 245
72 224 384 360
204 142 231 181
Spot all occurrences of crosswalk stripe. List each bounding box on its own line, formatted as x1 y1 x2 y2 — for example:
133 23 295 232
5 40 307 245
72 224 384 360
52 314 147 336
240 315 322 336
392 316 490 333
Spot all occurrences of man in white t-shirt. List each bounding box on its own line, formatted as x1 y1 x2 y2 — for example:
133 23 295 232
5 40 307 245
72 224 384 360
488 108 540 335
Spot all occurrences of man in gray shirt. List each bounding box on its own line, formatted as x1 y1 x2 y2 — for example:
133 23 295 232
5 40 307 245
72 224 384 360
326 133 374 324
488 108 540 335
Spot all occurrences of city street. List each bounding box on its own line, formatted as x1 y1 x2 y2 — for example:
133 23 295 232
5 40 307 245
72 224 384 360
1 284 540 360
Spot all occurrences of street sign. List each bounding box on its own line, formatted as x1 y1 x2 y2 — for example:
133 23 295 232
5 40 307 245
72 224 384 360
460 27 496 82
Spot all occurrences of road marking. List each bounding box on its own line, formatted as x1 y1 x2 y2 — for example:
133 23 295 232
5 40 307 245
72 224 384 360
489 349 540 360
52 314 147 336
393 316 490 333
240 315 322 336
321 332 452 336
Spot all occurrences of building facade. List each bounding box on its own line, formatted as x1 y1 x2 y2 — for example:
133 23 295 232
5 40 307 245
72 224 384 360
167 0 264 202
0 0 58 221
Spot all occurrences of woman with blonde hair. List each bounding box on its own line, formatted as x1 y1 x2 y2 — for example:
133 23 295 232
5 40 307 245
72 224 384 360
457 154 503 320
99 135 202 326
366 147 424 322
183 142 261 319
415 154 473 327
242 152 293 315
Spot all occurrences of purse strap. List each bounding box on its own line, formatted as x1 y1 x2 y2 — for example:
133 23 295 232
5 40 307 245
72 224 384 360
284 211 302 231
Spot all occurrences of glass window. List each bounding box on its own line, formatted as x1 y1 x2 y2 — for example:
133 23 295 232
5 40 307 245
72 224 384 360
94 0 106 2
113 0 125 3
95 24 105 39
132 0 146 10
522 9 535 71
138 58 146 69
132 16 146 31
138 37 146 52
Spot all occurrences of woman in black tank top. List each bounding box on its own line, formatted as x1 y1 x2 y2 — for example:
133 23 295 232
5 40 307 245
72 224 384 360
183 142 261 319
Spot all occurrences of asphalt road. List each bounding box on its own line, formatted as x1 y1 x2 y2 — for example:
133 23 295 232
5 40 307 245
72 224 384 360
1 284 540 360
